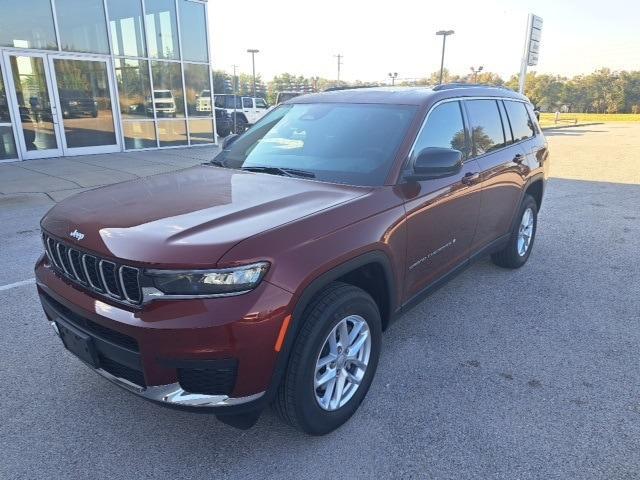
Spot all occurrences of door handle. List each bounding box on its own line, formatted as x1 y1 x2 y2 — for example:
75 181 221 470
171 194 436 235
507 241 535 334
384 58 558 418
513 153 524 164
461 172 480 185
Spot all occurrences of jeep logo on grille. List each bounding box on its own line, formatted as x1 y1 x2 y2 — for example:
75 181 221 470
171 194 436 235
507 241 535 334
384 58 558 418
69 229 85 241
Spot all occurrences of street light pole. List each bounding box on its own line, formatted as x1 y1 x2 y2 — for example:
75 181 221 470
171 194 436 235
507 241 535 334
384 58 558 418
334 54 343 83
470 65 484 83
436 30 455 85
246 49 259 98
388 72 398 86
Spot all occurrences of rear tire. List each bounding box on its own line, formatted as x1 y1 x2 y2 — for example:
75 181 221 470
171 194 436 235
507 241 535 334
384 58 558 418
274 282 381 435
491 194 538 269
232 115 247 134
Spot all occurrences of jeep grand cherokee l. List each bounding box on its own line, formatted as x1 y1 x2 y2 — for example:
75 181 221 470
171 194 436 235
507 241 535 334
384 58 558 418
36 85 548 435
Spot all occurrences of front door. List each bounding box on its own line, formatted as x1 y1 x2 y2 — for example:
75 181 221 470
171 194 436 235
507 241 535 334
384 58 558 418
402 100 482 302
3 52 120 159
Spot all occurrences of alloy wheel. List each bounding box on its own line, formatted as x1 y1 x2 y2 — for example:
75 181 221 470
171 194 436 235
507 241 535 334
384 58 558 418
517 207 535 256
314 315 372 411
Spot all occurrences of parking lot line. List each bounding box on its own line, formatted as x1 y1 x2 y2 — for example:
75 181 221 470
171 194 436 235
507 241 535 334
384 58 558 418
0 278 35 292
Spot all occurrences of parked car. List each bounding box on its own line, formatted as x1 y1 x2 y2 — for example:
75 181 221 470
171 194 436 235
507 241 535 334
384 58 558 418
58 90 98 119
36 85 548 435
275 91 304 105
195 89 213 113
146 90 176 117
214 107 232 137
214 94 269 133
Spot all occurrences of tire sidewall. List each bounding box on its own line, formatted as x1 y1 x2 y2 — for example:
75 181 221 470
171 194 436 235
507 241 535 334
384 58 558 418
511 195 538 266
293 290 382 435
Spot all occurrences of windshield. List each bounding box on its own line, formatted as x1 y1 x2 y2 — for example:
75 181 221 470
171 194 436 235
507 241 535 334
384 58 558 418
215 103 417 186
154 91 172 99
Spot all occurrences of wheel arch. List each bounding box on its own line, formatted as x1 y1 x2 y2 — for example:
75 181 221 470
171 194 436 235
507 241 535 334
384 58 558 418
264 250 397 402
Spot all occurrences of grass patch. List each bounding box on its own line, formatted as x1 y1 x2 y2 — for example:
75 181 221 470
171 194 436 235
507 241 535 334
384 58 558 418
539 112 640 128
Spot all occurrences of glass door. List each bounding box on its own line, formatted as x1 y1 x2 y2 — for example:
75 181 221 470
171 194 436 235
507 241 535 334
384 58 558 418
48 56 120 155
3 52 63 159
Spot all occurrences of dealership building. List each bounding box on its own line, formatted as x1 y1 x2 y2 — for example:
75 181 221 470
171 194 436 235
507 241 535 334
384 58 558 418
0 0 215 162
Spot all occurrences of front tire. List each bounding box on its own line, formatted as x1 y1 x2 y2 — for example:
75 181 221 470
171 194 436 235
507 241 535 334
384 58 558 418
491 194 538 268
274 282 382 435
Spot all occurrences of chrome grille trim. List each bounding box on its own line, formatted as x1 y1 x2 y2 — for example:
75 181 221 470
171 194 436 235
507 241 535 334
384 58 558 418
56 243 72 275
99 260 122 299
82 254 104 292
42 233 142 307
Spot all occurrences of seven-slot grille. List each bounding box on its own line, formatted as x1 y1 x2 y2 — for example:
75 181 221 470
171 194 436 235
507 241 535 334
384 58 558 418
43 233 142 305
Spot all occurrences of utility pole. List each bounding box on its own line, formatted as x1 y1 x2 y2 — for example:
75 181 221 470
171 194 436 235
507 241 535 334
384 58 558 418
388 72 398 86
435 30 454 85
231 64 238 133
334 54 343 83
246 49 259 98
470 65 483 83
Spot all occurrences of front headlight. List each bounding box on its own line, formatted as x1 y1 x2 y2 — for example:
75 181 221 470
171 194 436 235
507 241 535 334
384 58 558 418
145 262 269 297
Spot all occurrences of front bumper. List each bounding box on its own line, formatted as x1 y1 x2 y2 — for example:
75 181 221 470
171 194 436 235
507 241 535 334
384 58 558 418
35 256 293 410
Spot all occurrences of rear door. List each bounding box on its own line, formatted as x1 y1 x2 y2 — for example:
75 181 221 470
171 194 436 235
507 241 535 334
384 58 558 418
464 98 527 251
402 100 482 301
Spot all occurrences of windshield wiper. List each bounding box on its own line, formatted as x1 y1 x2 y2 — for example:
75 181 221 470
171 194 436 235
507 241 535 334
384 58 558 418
241 166 316 179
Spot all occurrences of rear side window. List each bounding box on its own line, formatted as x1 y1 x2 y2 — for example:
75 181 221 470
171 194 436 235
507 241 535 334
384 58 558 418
504 100 535 141
465 99 507 156
243 97 253 108
412 101 466 161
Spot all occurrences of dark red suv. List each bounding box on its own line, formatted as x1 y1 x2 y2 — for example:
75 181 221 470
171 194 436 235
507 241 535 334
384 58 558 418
36 85 548 434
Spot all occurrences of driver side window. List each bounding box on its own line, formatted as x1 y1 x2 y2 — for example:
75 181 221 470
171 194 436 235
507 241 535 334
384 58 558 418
411 101 467 163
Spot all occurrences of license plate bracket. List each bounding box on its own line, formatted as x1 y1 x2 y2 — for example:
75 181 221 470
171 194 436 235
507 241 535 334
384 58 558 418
56 318 100 368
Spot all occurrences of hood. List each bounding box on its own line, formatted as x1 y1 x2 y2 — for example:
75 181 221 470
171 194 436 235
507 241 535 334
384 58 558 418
41 166 369 268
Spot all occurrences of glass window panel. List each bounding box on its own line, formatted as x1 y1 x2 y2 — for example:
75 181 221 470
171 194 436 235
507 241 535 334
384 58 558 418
412 101 466 157
0 127 18 160
151 61 185 117
10 55 58 152
108 0 146 57
0 65 12 123
504 100 536 142
123 121 157 149
115 59 151 119
179 0 208 62
158 120 187 146
145 0 180 60
55 0 110 54
0 0 57 50
189 119 214 145
184 63 211 117
53 59 116 148
465 99 507 156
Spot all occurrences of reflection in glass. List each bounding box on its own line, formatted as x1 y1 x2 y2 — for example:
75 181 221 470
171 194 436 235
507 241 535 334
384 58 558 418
123 121 157 149
179 0 209 62
189 119 214 145
158 120 187 147
108 0 147 57
0 0 57 50
466 100 506 155
53 59 116 148
0 65 12 123
0 127 18 160
115 59 151 119
145 0 180 60
184 64 212 117
55 0 110 54
151 62 185 117
10 56 57 152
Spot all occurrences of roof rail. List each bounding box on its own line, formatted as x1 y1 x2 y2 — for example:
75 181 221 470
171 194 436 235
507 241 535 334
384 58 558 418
432 83 509 91
323 85 379 92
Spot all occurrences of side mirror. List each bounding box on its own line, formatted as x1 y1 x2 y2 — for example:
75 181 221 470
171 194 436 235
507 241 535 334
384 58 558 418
222 134 239 149
407 147 463 181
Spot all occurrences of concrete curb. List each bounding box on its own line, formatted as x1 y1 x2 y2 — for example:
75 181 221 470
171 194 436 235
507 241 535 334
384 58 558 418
541 122 604 131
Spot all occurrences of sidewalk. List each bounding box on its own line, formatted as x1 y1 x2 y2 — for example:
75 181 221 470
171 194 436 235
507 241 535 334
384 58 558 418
0 146 218 202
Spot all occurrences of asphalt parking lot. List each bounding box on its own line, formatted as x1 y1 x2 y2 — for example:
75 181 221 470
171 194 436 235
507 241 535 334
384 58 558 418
1 123 639 479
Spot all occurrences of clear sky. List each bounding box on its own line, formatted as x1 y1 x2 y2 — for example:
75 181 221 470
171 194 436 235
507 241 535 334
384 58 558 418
208 0 640 83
